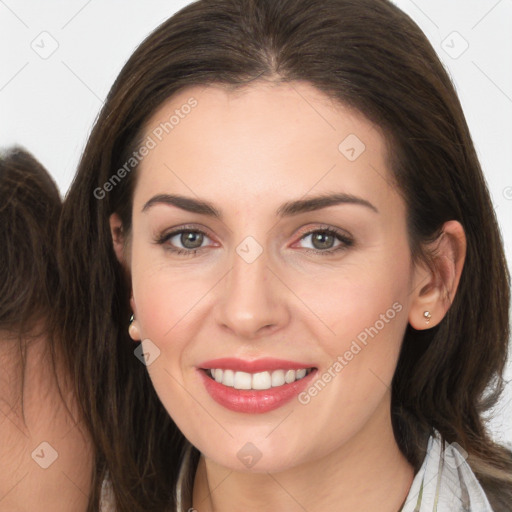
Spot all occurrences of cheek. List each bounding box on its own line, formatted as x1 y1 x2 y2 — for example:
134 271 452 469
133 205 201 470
130 245 210 342
294 259 409 350
288 274 409 457
291 249 411 408
130 259 208 417
331 275 407 351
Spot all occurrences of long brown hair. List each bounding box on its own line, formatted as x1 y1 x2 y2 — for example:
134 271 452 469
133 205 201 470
0 146 63 415
56 0 512 510
0 146 62 332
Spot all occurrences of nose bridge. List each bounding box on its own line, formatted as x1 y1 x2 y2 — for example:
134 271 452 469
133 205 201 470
215 236 288 338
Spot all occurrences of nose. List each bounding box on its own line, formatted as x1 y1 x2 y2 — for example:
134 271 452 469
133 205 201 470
214 245 290 340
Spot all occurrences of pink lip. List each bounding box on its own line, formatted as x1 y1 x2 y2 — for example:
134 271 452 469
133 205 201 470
197 358 318 414
199 357 315 373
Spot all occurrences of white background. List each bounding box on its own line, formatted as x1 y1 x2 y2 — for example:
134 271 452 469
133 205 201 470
1 0 511 446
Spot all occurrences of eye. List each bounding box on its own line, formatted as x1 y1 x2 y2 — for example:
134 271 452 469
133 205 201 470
293 226 354 255
155 226 213 256
155 224 354 257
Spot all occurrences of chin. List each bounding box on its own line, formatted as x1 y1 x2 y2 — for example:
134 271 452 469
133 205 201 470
196 435 307 474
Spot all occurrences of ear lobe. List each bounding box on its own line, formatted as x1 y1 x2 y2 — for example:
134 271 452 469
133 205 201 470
128 316 141 341
408 220 466 330
109 212 126 264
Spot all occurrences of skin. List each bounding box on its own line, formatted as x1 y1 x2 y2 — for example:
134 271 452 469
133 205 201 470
0 325 93 511
111 81 466 512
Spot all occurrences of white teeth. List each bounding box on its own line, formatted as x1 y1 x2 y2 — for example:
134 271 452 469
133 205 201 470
207 368 312 389
252 371 272 390
284 369 296 384
233 371 252 390
271 369 285 387
222 369 234 387
296 368 306 379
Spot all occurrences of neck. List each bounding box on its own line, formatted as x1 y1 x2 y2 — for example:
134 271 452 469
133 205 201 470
0 327 92 511
192 397 414 512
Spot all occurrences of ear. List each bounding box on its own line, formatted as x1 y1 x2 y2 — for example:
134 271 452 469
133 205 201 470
110 213 141 341
127 286 142 341
408 220 466 330
109 212 126 265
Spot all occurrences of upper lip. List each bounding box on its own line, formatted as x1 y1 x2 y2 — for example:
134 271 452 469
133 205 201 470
199 357 317 373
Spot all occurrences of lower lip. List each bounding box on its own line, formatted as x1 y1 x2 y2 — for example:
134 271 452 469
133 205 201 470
199 369 317 413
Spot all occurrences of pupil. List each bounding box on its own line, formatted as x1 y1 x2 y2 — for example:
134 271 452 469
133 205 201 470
182 231 203 249
313 232 333 250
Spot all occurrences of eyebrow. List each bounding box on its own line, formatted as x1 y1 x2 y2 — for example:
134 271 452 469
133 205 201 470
142 192 379 217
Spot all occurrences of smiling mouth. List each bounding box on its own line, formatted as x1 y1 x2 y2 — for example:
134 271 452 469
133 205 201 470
203 367 315 390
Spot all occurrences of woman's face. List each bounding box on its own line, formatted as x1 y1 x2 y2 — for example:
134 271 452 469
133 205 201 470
120 82 425 472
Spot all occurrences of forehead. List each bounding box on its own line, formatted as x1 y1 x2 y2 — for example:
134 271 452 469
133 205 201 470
134 82 399 216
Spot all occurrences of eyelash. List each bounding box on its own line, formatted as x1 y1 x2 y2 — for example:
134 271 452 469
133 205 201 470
154 224 354 257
